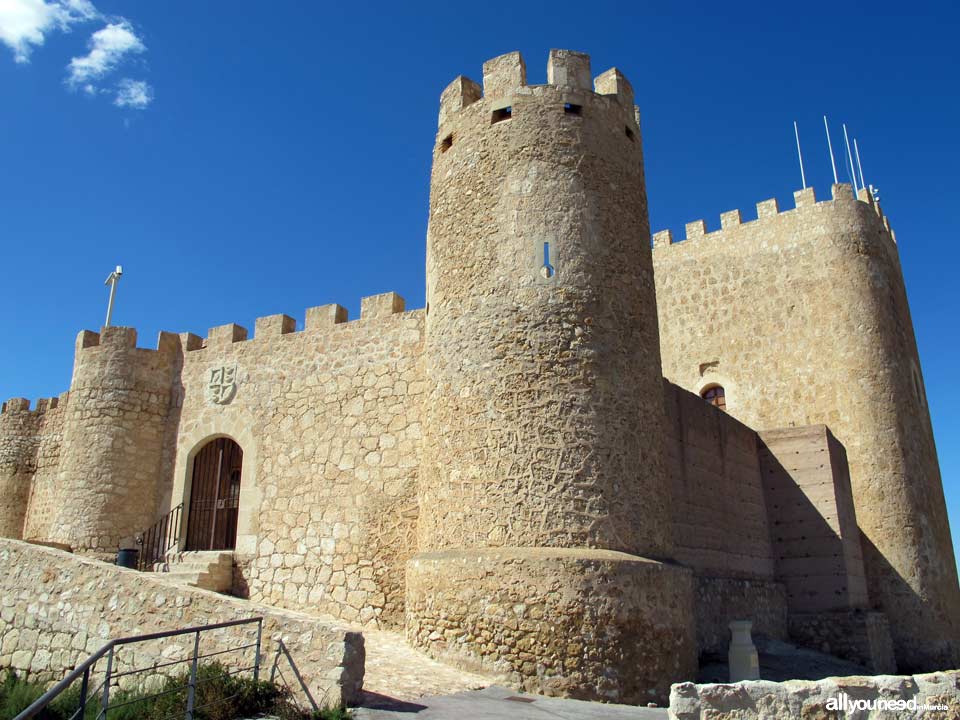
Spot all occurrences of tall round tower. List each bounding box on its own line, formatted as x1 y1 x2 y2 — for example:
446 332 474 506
406 50 696 704
46 326 180 555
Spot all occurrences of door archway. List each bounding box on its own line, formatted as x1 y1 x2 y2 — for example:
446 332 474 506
186 437 243 551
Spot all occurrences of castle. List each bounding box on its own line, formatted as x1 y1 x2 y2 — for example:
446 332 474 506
1 49 957 704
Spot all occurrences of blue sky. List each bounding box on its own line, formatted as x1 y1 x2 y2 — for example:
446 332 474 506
2 2 958 561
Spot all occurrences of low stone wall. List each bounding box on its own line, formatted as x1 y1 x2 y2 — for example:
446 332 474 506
669 671 960 719
406 547 697 706
0 539 364 707
789 610 896 674
694 576 788 655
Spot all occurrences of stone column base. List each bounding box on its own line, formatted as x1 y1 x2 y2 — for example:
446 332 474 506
405 547 697 705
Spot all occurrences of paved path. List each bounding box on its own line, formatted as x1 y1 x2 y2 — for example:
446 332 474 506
359 629 491 700
353 685 668 720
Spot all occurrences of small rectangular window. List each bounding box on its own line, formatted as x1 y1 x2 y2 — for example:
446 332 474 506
564 103 582 116
440 134 453 153
491 106 512 124
625 126 635 141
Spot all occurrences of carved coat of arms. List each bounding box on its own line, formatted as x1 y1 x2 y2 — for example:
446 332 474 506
207 365 238 405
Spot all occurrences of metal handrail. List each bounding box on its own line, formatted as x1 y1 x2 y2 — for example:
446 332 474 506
14 616 263 720
136 503 183 571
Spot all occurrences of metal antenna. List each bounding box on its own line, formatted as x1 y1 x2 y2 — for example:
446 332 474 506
823 115 838 184
794 121 807 189
104 265 123 327
843 123 858 194
854 138 866 190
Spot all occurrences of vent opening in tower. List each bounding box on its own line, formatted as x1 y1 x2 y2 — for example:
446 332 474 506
564 103 582 116
440 134 453 153
491 106 512 124
625 126 635 141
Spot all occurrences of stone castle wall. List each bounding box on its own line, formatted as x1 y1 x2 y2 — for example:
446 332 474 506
0 399 43 538
652 184 960 670
663 381 774 580
0 396 68 541
21 395 67 541
760 425 869 614
0 47 957 704
168 293 424 629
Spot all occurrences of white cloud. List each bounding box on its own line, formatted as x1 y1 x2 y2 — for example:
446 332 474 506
67 20 143 85
113 77 151 109
1 1 153 112
0 0 97 63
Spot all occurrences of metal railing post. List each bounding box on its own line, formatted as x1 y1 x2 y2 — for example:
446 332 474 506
13 616 264 720
253 619 263 682
185 631 200 720
100 646 114 720
77 666 90 719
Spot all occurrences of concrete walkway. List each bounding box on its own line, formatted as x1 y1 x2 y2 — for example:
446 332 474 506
353 685 668 719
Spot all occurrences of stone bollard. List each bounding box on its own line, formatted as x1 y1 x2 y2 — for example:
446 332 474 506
728 620 760 681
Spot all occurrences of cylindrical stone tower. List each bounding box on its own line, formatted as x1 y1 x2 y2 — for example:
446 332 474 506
46 326 179 555
406 50 696 704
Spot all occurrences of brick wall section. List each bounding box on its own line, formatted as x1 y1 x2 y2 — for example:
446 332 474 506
0 539 364 707
664 381 774 580
653 185 960 670
760 425 869 613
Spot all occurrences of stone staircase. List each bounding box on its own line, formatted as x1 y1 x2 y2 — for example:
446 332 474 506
152 550 234 593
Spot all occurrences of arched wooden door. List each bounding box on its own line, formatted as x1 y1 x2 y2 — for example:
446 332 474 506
186 438 243 551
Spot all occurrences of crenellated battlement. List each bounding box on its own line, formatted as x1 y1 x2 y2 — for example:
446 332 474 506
1 395 64 416
652 183 896 250
437 49 639 132
185 291 413 352
74 326 182 356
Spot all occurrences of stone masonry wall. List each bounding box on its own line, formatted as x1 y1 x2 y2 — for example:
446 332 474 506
694 577 788 656
0 539 364 707
653 184 960 670
0 399 42 538
760 425 869 613
420 51 673 558
789 611 896 674
21 395 67 542
663 381 774 580
168 294 423 630
669 670 959 720
406 547 696 706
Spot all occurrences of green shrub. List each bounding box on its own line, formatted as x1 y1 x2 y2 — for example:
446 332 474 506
0 676 46 720
0 664 349 720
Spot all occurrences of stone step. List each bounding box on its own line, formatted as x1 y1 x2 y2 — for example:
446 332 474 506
151 550 234 593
